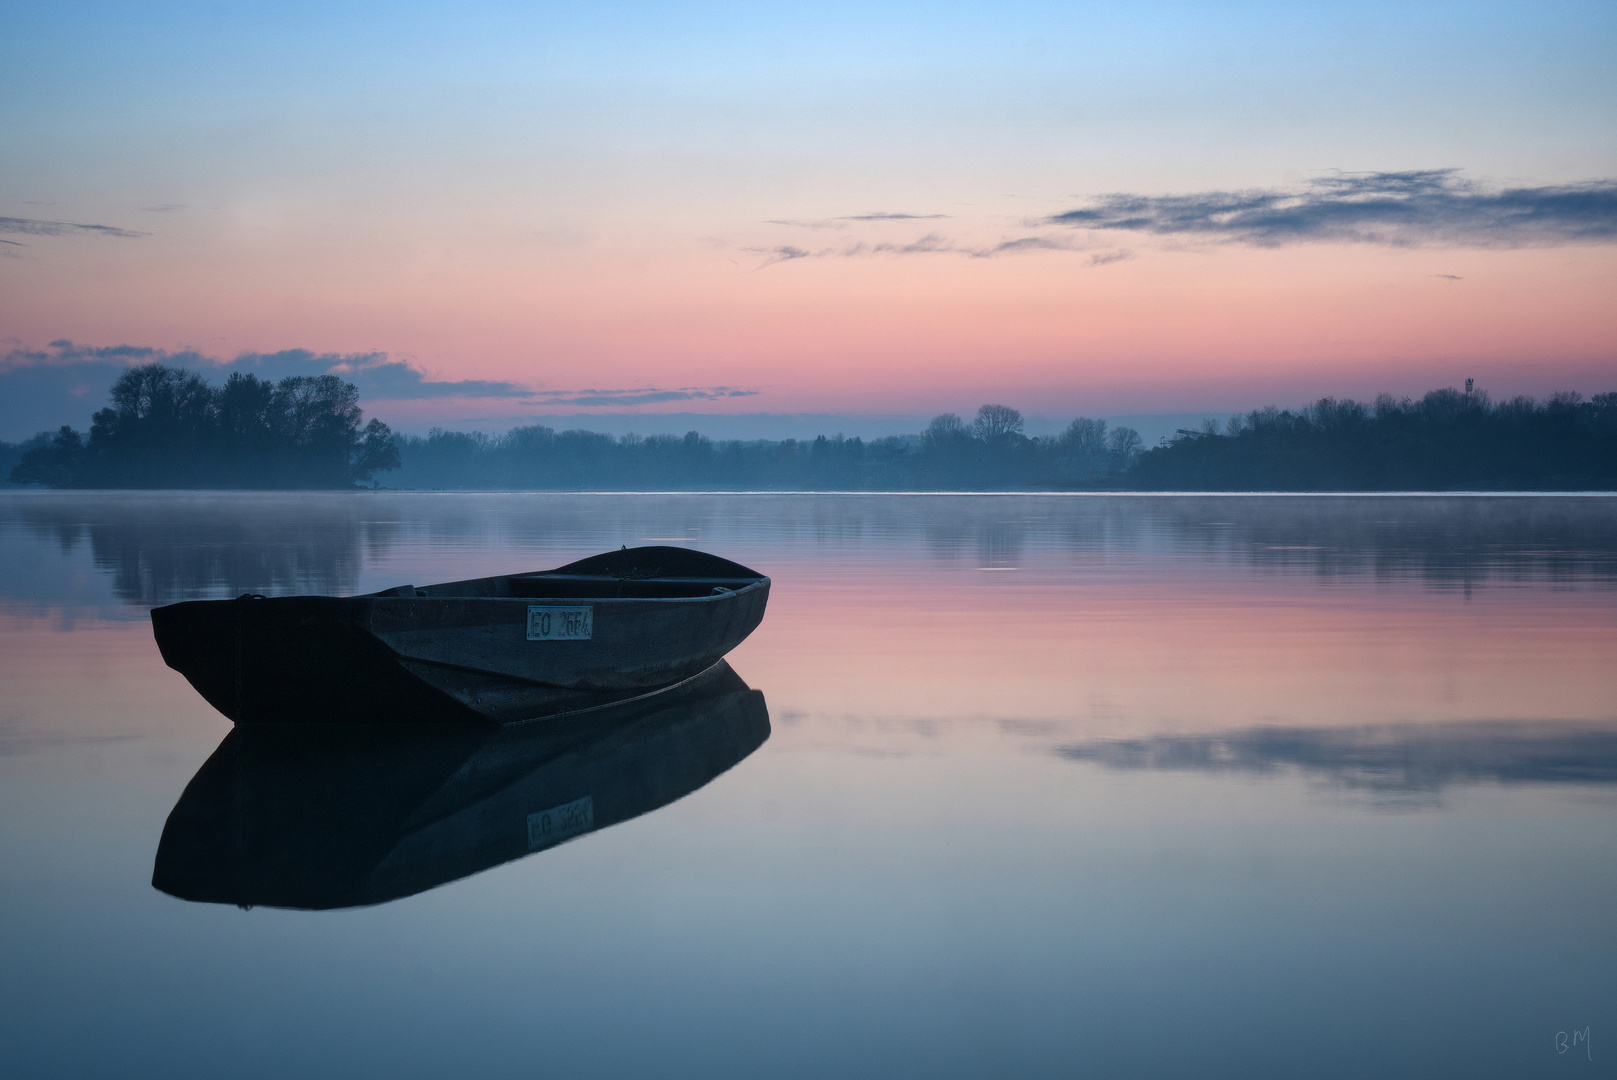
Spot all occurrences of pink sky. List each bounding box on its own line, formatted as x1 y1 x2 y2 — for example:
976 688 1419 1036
5 223 1614 420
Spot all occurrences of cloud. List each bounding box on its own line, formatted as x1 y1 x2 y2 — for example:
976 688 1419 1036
1433 273 1463 280
968 235 1086 257
864 232 958 256
0 216 146 240
1054 720 1617 796
745 232 1129 266
9 341 174 366
0 343 172 439
231 349 533 401
0 341 764 438
0 341 539 439
1045 169 1617 248
0 343 533 402
529 387 759 407
752 244 818 265
767 211 949 230
766 220 846 231
840 212 949 222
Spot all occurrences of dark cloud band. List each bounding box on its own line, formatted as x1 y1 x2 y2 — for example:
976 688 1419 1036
0 343 533 402
0 342 762 437
0 343 532 438
1046 170 1617 248
232 349 532 401
0 216 146 240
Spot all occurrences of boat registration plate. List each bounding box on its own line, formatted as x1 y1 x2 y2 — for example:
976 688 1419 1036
527 796 594 850
527 605 593 640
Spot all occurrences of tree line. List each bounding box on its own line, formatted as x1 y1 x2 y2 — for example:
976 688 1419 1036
1127 388 1617 491
6 364 400 488
387 405 1143 490
5 366 1614 490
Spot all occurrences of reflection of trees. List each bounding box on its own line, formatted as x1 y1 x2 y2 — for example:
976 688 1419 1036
924 517 1026 568
1057 720 1617 797
5 492 1614 609
916 495 1617 584
1135 495 1617 588
19 495 380 605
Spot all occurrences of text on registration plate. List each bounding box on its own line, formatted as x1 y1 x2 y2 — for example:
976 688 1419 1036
527 605 592 640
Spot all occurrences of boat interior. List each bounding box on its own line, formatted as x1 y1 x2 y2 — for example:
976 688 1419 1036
359 546 767 601
366 573 764 600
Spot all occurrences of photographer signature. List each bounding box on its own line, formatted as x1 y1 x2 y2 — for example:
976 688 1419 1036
1555 1028 1591 1061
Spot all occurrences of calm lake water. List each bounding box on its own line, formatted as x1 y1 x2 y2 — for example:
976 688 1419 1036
2 491 1614 1079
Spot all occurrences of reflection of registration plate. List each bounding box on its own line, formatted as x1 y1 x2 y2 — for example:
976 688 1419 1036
527 796 594 850
527 606 592 640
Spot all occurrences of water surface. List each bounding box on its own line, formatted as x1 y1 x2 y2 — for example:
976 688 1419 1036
1 492 1613 1078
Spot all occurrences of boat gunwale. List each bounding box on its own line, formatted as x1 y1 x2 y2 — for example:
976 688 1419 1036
353 576 769 604
150 576 767 611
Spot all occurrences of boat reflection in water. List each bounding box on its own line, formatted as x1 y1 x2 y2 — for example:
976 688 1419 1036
152 661 768 910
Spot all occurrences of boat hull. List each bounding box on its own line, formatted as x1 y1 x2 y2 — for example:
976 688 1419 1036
150 550 770 725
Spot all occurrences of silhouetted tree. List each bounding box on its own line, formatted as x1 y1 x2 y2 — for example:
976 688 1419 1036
972 404 1024 442
1107 426 1143 471
1057 417 1109 477
1128 387 1617 490
13 378 1614 491
256 375 358 486
10 426 86 487
922 413 969 452
352 418 402 485
6 363 398 488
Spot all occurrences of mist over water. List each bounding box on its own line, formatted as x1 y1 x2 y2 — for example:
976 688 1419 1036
1 492 1613 1078
7 491 1614 608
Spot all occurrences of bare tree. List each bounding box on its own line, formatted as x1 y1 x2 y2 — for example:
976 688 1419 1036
1062 416 1108 457
922 413 968 453
972 403 1024 442
1107 426 1143 470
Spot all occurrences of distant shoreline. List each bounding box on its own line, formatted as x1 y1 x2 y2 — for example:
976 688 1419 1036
8 366 1614 493
5 487 1615 497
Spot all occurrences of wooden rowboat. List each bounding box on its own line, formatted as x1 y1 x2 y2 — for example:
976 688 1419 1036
150 546 769 725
